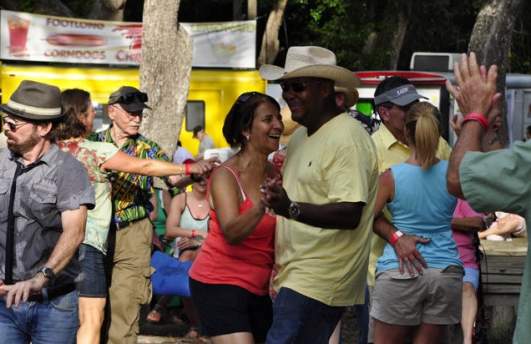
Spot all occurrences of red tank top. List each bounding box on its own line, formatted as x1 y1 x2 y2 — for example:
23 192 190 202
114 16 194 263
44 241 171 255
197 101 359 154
189 165 276 295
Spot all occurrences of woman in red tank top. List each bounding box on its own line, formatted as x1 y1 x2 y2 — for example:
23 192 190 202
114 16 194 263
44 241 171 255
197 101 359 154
189 92 284 343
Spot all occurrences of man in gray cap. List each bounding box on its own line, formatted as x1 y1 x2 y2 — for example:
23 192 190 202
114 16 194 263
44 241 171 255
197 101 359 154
260 46 378 343
363 76 452 342
0 80 94 343
90 86 190 344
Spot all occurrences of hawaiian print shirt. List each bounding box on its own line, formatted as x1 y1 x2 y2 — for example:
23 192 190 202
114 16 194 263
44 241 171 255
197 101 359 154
89 128 181 225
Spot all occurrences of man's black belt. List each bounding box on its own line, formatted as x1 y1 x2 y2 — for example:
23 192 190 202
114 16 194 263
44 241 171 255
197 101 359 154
27 283 76 303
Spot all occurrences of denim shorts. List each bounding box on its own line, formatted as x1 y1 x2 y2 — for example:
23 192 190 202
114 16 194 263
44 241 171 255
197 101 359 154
77 243 107 298
463 267 480 290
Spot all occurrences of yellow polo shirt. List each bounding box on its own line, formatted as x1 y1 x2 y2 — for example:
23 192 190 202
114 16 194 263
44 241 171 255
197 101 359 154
367 124 452 286
275 113 378 306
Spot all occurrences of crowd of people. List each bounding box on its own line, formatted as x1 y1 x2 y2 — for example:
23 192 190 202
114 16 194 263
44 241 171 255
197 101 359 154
0 45 529 344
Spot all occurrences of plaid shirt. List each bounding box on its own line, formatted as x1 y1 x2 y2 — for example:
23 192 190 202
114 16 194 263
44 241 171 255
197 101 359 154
89 128 181 225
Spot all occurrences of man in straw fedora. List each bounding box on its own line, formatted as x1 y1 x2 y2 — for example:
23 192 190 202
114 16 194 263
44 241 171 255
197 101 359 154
260 46 378 343
0 80 94 343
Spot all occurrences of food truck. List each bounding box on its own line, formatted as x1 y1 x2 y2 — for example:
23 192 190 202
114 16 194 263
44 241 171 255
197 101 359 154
0 10 265 155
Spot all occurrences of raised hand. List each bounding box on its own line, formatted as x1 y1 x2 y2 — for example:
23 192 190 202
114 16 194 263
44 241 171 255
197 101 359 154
446 52 499 119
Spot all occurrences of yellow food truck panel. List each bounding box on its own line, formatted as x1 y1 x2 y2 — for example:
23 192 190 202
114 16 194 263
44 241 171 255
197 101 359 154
0 64 266 155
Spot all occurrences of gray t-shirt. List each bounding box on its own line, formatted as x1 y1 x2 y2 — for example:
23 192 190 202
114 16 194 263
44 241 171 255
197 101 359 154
198 135 215 155
0 145 95 285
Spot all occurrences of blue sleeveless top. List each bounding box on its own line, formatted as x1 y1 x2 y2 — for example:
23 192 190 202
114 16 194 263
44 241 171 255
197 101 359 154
376 160 461 272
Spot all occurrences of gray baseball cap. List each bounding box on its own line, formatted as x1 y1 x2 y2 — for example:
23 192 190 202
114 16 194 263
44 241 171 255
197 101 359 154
374 84 428 106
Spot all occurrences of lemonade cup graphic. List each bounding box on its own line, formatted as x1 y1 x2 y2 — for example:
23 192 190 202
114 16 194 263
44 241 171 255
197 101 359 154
8 15 30 56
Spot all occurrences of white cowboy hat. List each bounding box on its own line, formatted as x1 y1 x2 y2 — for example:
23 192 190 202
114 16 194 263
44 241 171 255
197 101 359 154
259 46 360 92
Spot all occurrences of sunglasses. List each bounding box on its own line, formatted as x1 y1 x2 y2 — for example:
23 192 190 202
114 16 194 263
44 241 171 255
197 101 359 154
279 80 311 93
117 92 148 104
383 101 415 113
3 118 30 131
235 92 259 106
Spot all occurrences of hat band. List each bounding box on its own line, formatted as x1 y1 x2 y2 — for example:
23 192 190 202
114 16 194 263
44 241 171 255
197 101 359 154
7 99 61 116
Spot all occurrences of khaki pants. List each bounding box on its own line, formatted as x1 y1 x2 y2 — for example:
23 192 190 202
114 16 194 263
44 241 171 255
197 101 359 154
107 218 153 344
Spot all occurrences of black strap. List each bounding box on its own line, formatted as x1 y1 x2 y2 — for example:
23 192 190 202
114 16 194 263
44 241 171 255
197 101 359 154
5 161 41 285
5 163 23 285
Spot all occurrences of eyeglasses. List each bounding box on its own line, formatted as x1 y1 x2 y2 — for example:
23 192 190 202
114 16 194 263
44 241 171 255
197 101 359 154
383 101 417 112
116 92 148 104
3 118 30 131
235 92 259 106
280 80 311 93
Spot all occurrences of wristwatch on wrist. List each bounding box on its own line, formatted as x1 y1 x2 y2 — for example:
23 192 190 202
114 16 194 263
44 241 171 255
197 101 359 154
288 201 301 220
37 267 56 282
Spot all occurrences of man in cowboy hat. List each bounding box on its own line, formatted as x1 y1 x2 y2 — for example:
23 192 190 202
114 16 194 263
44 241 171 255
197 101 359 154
260 46 378 343
0 80 94 342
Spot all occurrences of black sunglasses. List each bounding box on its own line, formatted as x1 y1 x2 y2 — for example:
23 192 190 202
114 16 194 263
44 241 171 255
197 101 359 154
119 92 148 104
280 80 313 93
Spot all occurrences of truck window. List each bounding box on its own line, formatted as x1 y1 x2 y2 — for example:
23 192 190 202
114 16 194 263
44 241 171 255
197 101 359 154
185 101 205 132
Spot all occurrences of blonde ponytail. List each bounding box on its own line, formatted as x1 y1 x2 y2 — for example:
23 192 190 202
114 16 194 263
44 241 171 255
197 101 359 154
405 102 440 170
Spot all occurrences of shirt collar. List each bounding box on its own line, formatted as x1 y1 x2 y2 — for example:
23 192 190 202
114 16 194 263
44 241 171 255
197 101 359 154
8 143 58 166
379 124 400 150
103 125 141 148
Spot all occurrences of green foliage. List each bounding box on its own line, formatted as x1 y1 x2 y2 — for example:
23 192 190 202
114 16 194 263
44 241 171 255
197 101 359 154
20 0 34 12
10 0 531 73
285 0 372 70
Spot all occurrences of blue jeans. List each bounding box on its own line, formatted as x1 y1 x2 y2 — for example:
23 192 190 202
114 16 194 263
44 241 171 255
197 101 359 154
266 287 345 344
353 285 370 344
0 289 79 344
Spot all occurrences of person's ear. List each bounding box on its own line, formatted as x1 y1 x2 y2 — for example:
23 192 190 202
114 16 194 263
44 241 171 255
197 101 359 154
378 105 391 122
335 93 346 110
107 105 117 121
36 122 53 138
242 129 250 141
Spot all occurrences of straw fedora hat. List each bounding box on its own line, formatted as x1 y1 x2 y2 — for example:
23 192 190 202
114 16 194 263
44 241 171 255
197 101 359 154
0 80 62 120
259 46 360 92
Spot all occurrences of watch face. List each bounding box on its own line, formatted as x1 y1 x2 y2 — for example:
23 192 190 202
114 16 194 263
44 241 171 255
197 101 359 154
40 267 55 280
288 202 300 219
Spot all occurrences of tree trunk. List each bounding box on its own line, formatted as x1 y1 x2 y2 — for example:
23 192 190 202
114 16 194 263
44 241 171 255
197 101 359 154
140 0 192 157
88 0 127 20
362 0 412 70
257 0 288 66
468 0 525 145
388 10 410 70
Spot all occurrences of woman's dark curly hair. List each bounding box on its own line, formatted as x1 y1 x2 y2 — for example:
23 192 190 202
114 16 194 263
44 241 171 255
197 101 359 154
51 88 91 141
222 92 280 148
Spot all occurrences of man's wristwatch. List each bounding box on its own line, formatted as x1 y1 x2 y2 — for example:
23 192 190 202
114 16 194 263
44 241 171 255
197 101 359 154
37 267 56 282
288 201 301 220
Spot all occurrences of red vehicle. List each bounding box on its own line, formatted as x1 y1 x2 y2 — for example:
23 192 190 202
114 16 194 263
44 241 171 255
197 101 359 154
354 70 451 140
